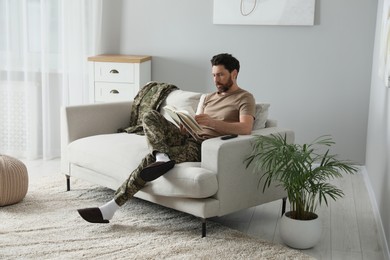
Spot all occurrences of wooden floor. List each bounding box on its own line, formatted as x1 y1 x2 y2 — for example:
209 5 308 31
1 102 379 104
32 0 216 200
212 169 386 260
25 160 386 259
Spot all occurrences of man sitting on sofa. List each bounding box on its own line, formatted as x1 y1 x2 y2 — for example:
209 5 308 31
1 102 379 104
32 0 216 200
77 53 256 223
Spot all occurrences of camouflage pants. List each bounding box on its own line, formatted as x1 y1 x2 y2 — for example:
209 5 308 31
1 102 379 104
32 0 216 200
114 110 202 206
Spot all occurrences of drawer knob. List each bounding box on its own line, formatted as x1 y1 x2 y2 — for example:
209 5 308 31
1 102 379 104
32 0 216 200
109 69 119 74
110 89 119 94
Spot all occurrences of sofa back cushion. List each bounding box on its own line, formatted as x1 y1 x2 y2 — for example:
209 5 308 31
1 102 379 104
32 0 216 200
160 90 203 124
160 89 270 131
253 103 270 130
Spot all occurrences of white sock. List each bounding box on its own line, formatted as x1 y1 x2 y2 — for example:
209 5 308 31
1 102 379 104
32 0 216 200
155 152 170 162
99 199 120 220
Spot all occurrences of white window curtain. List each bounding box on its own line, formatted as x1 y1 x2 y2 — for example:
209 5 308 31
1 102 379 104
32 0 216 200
0 0 102 159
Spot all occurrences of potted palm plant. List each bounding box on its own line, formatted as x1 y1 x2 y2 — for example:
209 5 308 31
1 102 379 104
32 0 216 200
245 134 358 249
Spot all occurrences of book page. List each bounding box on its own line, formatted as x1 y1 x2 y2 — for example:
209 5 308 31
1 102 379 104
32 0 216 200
176 111 203 133
163 105 204 140
163 105 181 127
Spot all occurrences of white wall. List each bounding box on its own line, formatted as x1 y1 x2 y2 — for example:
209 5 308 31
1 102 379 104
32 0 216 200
367 0 390 252
101 0 377 164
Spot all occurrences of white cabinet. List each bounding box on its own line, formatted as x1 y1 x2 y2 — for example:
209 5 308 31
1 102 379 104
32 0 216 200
88 55 151 103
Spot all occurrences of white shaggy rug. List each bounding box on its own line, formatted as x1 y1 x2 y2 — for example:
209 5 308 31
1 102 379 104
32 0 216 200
0 174 315 259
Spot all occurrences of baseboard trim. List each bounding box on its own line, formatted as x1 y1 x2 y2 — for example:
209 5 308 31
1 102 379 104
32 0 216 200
360 166 390 259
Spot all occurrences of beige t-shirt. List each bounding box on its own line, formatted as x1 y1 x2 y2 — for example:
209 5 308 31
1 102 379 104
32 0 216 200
199 88 256 139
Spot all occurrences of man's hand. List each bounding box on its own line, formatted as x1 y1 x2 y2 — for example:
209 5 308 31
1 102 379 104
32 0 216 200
179 123 188 135
195 114 214 127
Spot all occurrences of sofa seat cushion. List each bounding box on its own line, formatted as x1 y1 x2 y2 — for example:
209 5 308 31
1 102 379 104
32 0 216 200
67 133 218 198
68 133 149 182
143 162 217 198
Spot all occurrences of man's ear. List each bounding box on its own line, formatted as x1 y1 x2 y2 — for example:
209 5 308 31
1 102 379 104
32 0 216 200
232 69 238 80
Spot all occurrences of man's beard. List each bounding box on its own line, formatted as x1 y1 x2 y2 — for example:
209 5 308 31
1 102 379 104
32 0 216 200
217 78 233 93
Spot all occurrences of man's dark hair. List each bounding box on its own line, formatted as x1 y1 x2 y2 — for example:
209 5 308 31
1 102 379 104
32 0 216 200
211 53 240 73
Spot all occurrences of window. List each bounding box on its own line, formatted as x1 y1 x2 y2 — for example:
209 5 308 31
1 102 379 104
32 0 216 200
0 0 61 72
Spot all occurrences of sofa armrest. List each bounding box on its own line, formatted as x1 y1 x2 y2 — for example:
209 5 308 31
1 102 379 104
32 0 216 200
61 101 132 143
201 127 295 216
61 101 132 174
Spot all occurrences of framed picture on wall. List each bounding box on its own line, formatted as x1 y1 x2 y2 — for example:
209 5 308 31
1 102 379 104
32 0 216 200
213 0 316 26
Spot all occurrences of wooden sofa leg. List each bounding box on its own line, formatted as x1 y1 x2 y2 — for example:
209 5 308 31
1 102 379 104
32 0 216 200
281 197 287 216
66 175 70 191
201 218 206 238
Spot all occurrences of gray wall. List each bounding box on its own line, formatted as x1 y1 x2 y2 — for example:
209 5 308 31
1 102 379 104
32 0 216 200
367 0 390 252
101 0 377 164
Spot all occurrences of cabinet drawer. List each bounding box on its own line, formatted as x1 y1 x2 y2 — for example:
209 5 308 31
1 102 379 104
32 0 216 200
95 82 138 102
94 62 135 83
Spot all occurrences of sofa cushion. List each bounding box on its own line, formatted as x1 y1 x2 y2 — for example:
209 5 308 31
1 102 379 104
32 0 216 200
67 133 218 198
142 162 218 198
253 103 270 130
68 133 149 182
160 90 203 122
195 94 206 115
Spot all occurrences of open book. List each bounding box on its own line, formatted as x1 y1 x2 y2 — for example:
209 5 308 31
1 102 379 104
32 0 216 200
163 105 204 141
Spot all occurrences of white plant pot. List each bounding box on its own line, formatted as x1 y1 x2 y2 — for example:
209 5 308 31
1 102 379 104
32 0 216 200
279 211 322 249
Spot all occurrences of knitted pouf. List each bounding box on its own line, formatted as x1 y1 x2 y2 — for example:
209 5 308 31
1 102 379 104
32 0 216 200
0 154 29 206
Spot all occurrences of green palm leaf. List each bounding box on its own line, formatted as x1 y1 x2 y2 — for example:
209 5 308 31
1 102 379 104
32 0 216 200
244 134 358 220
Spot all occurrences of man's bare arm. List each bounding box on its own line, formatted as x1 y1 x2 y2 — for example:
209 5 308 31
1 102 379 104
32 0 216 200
195 114 254 135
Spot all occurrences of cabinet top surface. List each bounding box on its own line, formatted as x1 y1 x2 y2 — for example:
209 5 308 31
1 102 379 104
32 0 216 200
88 54 151 63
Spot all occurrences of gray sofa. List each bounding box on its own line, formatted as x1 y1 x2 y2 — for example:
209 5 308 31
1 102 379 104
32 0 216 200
61 89 295 236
